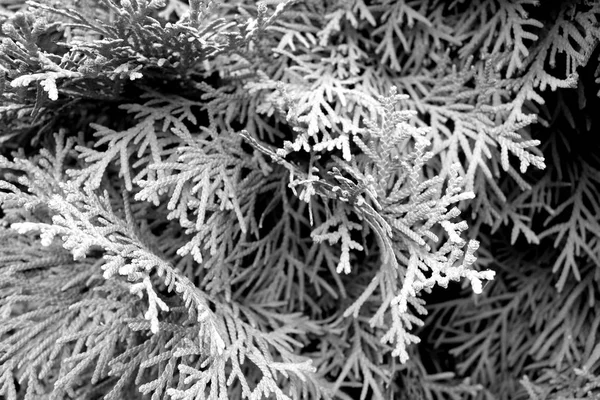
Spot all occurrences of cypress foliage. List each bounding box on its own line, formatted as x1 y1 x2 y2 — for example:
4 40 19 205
1 1 599 399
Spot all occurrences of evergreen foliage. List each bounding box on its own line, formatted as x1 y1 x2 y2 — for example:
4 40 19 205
1 0 599 399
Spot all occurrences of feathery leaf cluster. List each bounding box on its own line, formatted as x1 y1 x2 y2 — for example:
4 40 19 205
1 0 600 399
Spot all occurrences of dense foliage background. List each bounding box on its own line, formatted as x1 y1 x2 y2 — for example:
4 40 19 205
1 0 600 399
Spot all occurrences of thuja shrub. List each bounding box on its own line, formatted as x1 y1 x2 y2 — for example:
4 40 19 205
1 0 599 399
